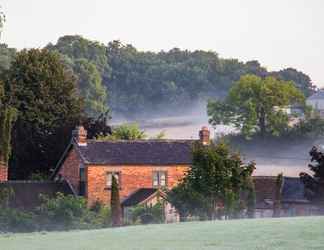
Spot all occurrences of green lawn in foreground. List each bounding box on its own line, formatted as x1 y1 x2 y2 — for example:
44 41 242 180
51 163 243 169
1 217 324 250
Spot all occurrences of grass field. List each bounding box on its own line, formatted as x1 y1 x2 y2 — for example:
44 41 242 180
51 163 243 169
1 217 324 250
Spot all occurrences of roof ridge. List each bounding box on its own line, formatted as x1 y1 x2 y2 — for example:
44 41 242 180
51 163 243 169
86 139 196 143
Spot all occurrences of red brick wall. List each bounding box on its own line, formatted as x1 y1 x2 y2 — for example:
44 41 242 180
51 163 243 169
0 167 8 182
58 149 81 193
86 165 189 206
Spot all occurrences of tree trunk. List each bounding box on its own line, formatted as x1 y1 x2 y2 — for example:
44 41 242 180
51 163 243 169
259 108 266 137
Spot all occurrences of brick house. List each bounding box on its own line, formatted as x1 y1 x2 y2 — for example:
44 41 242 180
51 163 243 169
51 126 211 219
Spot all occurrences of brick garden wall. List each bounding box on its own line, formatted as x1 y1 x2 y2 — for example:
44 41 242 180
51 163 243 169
86 165 189 206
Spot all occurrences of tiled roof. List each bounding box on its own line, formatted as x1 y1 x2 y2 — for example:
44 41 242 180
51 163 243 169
0 180 75 210
282 177 309 203
121 188 159 207
76 140 194 165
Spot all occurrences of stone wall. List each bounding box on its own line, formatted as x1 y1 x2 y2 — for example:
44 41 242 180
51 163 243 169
86 165 189 206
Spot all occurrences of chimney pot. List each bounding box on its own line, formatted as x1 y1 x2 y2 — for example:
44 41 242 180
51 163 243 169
73 126 87 146
199 126 210 145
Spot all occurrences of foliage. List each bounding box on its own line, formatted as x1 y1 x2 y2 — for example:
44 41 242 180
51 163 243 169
111 175 122 226
6 48 82 179
82 113 112 139
37 192 88 228
271 68 316 97
246 180 256 218
208 74 305 138
0 80 17 165
0 208 36 233
0 187 14 209
273 173 283 217
0 105 16 165
168 182 207 220
0 6 5 40
129 202 164 224
288 115 324 138
72 59 108 118
168 141 255 220
151 131 166 139
49 36 314 118
28 172 50 181
102 123 146 140
46 35 110 75
0 192 112 232
300 147 324 205
0 44 16 74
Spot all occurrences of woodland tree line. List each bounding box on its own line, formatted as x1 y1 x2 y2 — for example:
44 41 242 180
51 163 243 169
0 35 316 119
0 35 317 180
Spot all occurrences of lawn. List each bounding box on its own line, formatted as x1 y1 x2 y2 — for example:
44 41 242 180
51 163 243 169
1 217 324 250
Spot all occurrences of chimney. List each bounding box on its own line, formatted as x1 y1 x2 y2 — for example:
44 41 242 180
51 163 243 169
72 126 87 146
199 126 210 145
0 160 8 182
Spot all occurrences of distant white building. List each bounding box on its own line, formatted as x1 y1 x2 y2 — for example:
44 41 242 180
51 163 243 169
306 90 324 117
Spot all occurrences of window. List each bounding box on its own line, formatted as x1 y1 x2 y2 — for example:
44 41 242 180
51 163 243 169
106 172 120 188
153 171 167 187
80 168 85 182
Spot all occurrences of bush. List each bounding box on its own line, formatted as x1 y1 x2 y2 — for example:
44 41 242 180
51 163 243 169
129 202 164 224
37 192 87 229
0 208 36 233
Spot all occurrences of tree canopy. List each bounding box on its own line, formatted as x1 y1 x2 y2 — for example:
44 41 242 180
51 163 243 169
72 59 108 118
6 49 83 178
207 74 305 138
168 141 255 220
47 36 315 118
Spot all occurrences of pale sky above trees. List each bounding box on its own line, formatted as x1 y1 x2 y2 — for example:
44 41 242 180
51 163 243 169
2 0 324 86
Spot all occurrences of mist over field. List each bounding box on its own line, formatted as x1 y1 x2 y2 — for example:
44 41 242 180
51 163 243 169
111 100 316 177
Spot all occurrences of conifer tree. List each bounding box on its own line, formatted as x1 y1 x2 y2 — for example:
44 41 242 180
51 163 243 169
246 179 256 218
111 175 122 226
0 81 16 167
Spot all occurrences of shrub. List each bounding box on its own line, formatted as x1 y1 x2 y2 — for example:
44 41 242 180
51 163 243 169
130 202 164 224
0 208 36 233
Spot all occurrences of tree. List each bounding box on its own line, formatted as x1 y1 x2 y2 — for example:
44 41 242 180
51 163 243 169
273 173 283 217
168 141 255 220
101 123 146 140
48 36 314 119
0 44 16 75
7 49 82 179
300 147 324 205
0 6 5 41
111 175 122 226
73 59 108 118
0 81 16 167
208 74 305 138
82 112 112 139
272 68 316 97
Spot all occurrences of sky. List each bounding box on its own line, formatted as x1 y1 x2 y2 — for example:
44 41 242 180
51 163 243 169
1 0 324 86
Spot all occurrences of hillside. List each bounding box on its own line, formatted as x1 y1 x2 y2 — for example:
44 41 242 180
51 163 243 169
1 217 323 250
